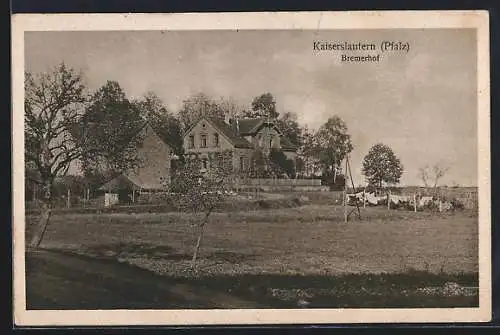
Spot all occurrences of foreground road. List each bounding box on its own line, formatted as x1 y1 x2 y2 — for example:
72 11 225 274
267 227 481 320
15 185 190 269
26 249 266 310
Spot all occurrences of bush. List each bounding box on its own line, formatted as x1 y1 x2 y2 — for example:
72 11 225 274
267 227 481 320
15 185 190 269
269 149 296 178
320 172 345 191
450 198 465 210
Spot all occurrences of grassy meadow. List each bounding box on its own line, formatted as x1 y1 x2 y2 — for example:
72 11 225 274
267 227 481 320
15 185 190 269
25 199 479 308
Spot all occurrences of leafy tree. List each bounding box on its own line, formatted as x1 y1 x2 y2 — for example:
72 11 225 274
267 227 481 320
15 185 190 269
245 92 279 119
276 111 302 147
248 149 271 178
25 162 42 202
296 126 320 177
77 81 145 179
321 171 346 190
178 93 225 131
313 116 353 180
269 148 296 178
362 143 404 189
24 63 87 248
52 175 91 207
169 151 233 270
133 92 184 157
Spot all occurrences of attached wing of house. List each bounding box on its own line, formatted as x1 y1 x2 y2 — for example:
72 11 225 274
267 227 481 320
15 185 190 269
100 123 173 192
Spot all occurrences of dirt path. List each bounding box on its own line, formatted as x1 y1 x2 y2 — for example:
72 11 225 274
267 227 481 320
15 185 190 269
26 249 267 310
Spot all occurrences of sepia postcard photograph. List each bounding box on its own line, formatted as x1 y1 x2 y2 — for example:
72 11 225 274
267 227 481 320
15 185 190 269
12 11 491 326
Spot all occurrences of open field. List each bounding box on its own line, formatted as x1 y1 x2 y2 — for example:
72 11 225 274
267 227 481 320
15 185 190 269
25 203 479 308
26 204 478 275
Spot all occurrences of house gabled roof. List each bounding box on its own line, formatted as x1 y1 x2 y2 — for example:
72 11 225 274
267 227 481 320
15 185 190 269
236 118 264 135
184 115 297 152
206 117 254 149
98 174 140 192
70 118 174 152
185 116 253 149
236 117 282 136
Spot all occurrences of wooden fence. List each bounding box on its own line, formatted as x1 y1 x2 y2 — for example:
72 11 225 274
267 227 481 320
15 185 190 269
236 178 322 187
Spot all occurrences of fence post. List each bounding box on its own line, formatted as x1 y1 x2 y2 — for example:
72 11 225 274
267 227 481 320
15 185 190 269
67 188 71 209
344 191 348 223
363 189 366 208
439 198 443 212
387 192 390 210
413 193 417 212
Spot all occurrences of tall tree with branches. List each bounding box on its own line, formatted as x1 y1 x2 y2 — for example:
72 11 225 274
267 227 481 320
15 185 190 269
245 92 279 119
77 81 145 179
24 63 87 248
313 116 353 181
362 143 404 190
276 111 302 147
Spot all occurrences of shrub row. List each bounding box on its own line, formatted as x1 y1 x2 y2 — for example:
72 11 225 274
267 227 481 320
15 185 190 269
25 196 308 216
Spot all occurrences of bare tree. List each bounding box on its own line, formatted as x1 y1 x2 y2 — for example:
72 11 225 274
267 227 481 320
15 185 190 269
216 96 247 120
431 164 450 188
178 93 225 132
25 63 87 248
169 150 234 270
418 164 450 188
418 165 430 187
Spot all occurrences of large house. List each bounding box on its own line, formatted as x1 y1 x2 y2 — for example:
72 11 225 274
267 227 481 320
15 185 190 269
182 116 297 173
99 123 173 200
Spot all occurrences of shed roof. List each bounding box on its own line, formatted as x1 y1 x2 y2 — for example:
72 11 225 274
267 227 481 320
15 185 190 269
98 175 140 192
98 173 166 192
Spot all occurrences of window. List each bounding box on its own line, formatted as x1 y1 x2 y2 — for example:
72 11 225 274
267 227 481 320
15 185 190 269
188 135 195 149
269 138 273 149
240 156 245 171
214 133 219 147
201 135 207 148
202 158 208 170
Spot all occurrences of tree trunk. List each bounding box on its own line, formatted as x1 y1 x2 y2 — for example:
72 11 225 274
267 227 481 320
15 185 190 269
191 209 212 269
28 179 53 249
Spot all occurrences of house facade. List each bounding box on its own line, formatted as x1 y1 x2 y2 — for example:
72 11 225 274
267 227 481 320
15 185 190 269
126 123 173 189
182 116 297 174
100 123 173 195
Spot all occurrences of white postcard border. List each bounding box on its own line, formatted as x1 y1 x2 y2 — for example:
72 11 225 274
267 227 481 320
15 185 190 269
12 11 491 326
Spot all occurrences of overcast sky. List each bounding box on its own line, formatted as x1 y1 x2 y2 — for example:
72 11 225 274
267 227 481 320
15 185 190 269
25 29 477 186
